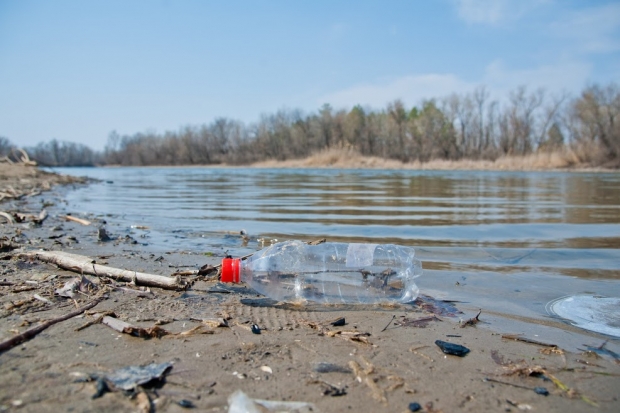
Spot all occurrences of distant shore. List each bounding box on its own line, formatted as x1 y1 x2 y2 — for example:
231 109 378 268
248 147 618 172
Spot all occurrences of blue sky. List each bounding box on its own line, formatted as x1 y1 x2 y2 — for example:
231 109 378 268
1 0 618 150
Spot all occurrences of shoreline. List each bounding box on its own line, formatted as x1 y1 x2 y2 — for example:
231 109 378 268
67 148 619 173
1 164 619 412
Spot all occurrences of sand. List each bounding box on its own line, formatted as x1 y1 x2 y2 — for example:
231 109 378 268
0 163 619 412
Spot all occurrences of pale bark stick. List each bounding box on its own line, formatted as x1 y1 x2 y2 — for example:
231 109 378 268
64 215 91 225
20 250 183 290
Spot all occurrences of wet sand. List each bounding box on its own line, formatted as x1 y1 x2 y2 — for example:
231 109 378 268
1 164 619 412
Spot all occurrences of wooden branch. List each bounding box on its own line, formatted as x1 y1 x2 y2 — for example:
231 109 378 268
0 298 101 354
20 250 184 290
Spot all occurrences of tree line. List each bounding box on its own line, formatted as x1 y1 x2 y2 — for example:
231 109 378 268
3 82 619 168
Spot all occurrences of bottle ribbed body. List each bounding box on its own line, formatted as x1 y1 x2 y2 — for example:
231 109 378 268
233 240 422 304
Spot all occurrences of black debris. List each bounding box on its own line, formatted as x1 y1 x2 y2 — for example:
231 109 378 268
435 340 470 357
408 402 422 412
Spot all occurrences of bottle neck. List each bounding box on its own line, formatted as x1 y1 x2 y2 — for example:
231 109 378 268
221 258 241 282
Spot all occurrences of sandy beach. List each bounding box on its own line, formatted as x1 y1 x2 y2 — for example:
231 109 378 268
1 163 619 413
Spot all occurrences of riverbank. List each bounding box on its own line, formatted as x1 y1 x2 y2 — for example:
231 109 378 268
251 147 617 172
1 165 619 412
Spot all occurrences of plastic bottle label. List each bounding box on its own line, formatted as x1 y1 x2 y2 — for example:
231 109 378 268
346 243 378 267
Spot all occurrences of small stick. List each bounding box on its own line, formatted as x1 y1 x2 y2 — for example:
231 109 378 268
0 298 101 353
502 334 558 348
483 377 535 391
64 215 91 226
381 315 396 332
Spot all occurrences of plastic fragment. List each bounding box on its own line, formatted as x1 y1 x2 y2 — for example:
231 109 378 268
534 387 549 396
435 340 470 357
105 361 173 391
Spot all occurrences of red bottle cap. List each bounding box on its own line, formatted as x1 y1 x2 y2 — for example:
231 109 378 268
221 258 241 283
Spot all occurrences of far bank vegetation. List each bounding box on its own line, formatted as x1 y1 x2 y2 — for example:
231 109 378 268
4 83 620 169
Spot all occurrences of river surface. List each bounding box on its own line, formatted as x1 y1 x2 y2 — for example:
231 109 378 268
54 167 620 350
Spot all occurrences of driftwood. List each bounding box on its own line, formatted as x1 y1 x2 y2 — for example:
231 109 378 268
0 298 101 353
20 250 184 290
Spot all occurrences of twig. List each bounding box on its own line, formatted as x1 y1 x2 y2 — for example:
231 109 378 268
0 298 101 353
64 215 91 226
460 309 482 328
381 315 396 332
20 250 184 290
483 377 535 391
502 334 558 348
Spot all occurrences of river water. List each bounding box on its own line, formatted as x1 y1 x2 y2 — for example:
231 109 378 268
54 167 620 350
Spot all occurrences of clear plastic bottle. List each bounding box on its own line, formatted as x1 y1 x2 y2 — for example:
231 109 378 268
221 240 422 304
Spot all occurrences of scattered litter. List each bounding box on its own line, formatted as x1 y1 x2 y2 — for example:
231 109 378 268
227 389 317 413
330 317 345 327
435 340 470 357
251 324 261 334
55 275 97 298
534 387 549 396
104 361 173 391
101 316 170 338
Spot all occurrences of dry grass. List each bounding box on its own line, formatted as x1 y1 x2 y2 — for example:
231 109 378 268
251 147 613 171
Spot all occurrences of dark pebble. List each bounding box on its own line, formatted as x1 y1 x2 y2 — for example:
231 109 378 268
177 399 195 408
408 402 422 412
534 387 549 396
251 324 261 334
435 339 470 357
331 317 346 327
